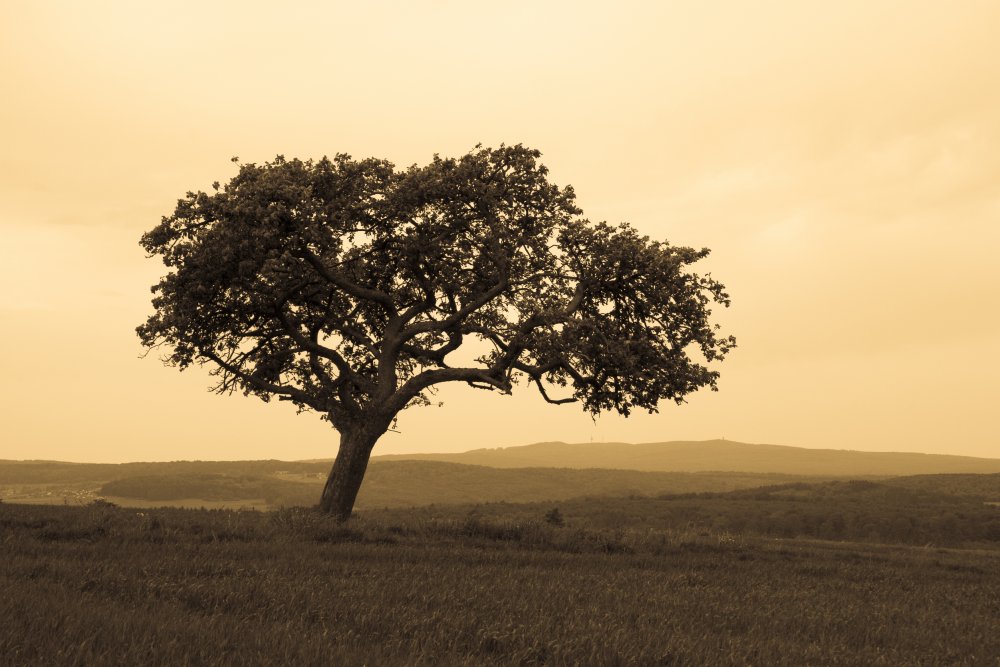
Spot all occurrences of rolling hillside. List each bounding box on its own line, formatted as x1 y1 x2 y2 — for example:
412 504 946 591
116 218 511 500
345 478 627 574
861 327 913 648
3 440 999 509
375 439 1000 476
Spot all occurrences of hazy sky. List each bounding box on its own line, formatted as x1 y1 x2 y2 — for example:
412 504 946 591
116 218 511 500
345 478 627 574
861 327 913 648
2 1 998 462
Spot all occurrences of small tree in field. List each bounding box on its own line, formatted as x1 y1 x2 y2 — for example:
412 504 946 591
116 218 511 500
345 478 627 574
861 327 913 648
138 145 735 520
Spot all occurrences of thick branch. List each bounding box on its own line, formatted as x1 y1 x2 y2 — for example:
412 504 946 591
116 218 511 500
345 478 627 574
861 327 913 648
381 281 588 414
275 308 375 393
399 329 464 366
461 323 511 353
490 282 587 371
513 356 595 389
529 376 577 405
299 247 396 312
384 366 510 415
398 273 510 340
396 260 439 325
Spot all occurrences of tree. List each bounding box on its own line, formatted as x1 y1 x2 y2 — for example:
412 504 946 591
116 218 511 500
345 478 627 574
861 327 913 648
138 145 736 520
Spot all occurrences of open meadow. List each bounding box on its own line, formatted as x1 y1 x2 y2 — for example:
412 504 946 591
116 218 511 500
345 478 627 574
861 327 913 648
3 492 999 666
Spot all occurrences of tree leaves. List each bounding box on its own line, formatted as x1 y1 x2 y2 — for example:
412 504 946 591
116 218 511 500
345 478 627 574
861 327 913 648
139 145 735 430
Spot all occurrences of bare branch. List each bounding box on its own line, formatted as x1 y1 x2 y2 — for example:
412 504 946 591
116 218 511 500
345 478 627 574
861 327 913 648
530 376 577 405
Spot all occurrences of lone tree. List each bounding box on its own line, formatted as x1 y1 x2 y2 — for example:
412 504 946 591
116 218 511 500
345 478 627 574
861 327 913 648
139 145 735 520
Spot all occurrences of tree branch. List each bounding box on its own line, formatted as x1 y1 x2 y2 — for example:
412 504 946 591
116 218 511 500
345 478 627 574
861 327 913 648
398 270 510 340
529 376 577 405
274 308 374 394
490 282 587 372
299 247 396 312
385 366 510 415
399 328 464 366
201 348 322 410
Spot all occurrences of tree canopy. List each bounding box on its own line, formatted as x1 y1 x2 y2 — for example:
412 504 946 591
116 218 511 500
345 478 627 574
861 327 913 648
138 144 735 518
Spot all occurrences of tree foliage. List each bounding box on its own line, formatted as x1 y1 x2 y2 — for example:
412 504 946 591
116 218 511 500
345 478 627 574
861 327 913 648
138 144 735 516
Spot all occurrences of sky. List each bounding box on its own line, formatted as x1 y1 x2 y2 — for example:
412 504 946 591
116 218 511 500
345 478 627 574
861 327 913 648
1 1 998 463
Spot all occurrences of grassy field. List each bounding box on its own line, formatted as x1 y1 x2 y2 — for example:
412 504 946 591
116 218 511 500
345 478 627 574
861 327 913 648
3 500 999 665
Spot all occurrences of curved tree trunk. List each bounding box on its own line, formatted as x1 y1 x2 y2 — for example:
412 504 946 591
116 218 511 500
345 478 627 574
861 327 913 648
319 426 382 520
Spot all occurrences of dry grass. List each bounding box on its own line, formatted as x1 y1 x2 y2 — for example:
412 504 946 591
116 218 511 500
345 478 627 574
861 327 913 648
2 502 999 665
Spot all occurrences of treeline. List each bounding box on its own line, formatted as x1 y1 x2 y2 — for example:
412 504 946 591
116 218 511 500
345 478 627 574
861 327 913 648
882 473 1000 498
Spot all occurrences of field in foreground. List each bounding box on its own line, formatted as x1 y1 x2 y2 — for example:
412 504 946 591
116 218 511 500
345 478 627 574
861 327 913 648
3 502 1000 666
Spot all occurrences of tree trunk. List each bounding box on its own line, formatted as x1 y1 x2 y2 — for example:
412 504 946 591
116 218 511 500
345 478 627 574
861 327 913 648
319 427 381 521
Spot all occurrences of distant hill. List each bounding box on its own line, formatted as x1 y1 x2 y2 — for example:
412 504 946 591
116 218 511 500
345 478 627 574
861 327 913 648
374 439 1000 476
0 457 866 509
4 441 999 510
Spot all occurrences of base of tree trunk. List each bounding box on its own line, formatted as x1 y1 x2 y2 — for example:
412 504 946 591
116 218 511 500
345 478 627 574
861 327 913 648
318 430 377 520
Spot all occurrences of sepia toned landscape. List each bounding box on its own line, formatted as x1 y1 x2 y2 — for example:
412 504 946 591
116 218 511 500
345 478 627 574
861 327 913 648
4 440 1000 664
4 1 1000 665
